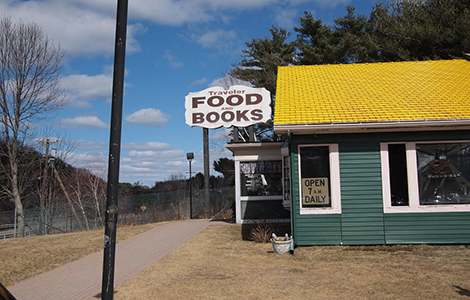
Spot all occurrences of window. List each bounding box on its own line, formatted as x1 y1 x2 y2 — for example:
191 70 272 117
381 141 470 213
298 144 341 214
388 144 409 206
240 161 282 197
300 146 331 208
416 143 470 205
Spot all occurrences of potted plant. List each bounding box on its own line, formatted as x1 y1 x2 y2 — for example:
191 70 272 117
270 233 292 255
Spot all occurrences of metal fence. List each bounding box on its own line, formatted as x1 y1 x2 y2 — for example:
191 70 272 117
0 187 234 239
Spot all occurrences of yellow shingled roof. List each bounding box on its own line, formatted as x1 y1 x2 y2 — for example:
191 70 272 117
274 59 470 126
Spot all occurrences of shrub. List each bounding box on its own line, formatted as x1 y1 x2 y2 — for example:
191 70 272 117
249 221 279 243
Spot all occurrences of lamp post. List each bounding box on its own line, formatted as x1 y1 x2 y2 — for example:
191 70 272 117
102 0 128 298
186 152 194 219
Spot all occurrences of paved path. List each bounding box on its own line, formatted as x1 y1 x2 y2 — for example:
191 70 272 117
8 220 229 300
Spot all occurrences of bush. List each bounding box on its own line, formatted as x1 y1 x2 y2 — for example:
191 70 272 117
249 221 279 243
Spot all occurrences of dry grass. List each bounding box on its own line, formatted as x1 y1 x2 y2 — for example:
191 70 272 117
115 225 470 300
2 222 470 299
0 222 163 286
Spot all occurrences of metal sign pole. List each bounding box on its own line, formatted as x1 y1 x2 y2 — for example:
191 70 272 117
101 0 128 299
203 128 210 217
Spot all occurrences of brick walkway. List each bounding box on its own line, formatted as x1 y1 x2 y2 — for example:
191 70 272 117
8 220 229 300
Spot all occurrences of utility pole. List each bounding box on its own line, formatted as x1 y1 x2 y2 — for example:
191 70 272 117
39 138 57 234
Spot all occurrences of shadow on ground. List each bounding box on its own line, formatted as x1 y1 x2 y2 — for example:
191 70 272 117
453 285 470 297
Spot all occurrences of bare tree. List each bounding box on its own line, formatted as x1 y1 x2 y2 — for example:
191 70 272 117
85 167 106 227
51 164 84 230
69 168 90 230
0 17 67 237
68 167 107 230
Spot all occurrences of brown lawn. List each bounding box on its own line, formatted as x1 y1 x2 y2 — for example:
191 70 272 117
1 222 470 299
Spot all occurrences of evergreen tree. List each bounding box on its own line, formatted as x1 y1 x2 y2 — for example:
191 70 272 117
230 26 297 95
229 26 297 141
333 6 378 63
369 0 470 61
294 11 338 65
213 158 235 186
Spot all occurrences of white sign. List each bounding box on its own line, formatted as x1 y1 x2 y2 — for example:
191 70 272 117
301 178 330 206
185 85 271 129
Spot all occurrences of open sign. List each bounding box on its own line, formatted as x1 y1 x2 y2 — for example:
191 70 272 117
185 85 271 129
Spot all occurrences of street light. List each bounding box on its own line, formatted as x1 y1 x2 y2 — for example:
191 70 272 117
186 152 194 219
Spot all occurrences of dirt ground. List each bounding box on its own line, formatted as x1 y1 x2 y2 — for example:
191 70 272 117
115 224 470 300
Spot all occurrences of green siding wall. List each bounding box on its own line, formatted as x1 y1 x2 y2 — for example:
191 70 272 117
385 213 470 244
340 142 385 245
290 131 470 246
295 215 342 245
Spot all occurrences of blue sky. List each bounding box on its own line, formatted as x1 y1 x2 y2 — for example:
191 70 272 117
3 0 381 187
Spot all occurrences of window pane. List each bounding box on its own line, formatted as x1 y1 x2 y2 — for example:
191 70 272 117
240 161 282 196
299 146 331 208
388 144 409 206
416 143 470 205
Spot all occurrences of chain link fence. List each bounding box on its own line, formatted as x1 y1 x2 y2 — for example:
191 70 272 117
0 187 234 239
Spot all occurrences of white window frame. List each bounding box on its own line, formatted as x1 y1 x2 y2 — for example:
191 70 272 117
381 141 470 213
298 144 341 215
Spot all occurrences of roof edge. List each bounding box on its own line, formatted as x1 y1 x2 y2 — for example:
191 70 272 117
274 119 470 134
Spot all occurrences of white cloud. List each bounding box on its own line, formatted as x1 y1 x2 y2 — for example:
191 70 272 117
82 0 283 25
76 140 108 150
64 139 190 185
119 148 188 184
66 139 232 186
69 0 116 15
210 128 231 143
129 0 212 26
125 108 172 127
0 0 351 60
61 73 112 101
61 67 133 107
126 149 185 160
2 0 143 58
59 116 109 129
162 50 184 68
190 78 208 87
209 74 252 89
289 0 351 7
192 29 239 50
169 0 281 14
66 151 108 169
122 142 173 151
273 8 299 29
